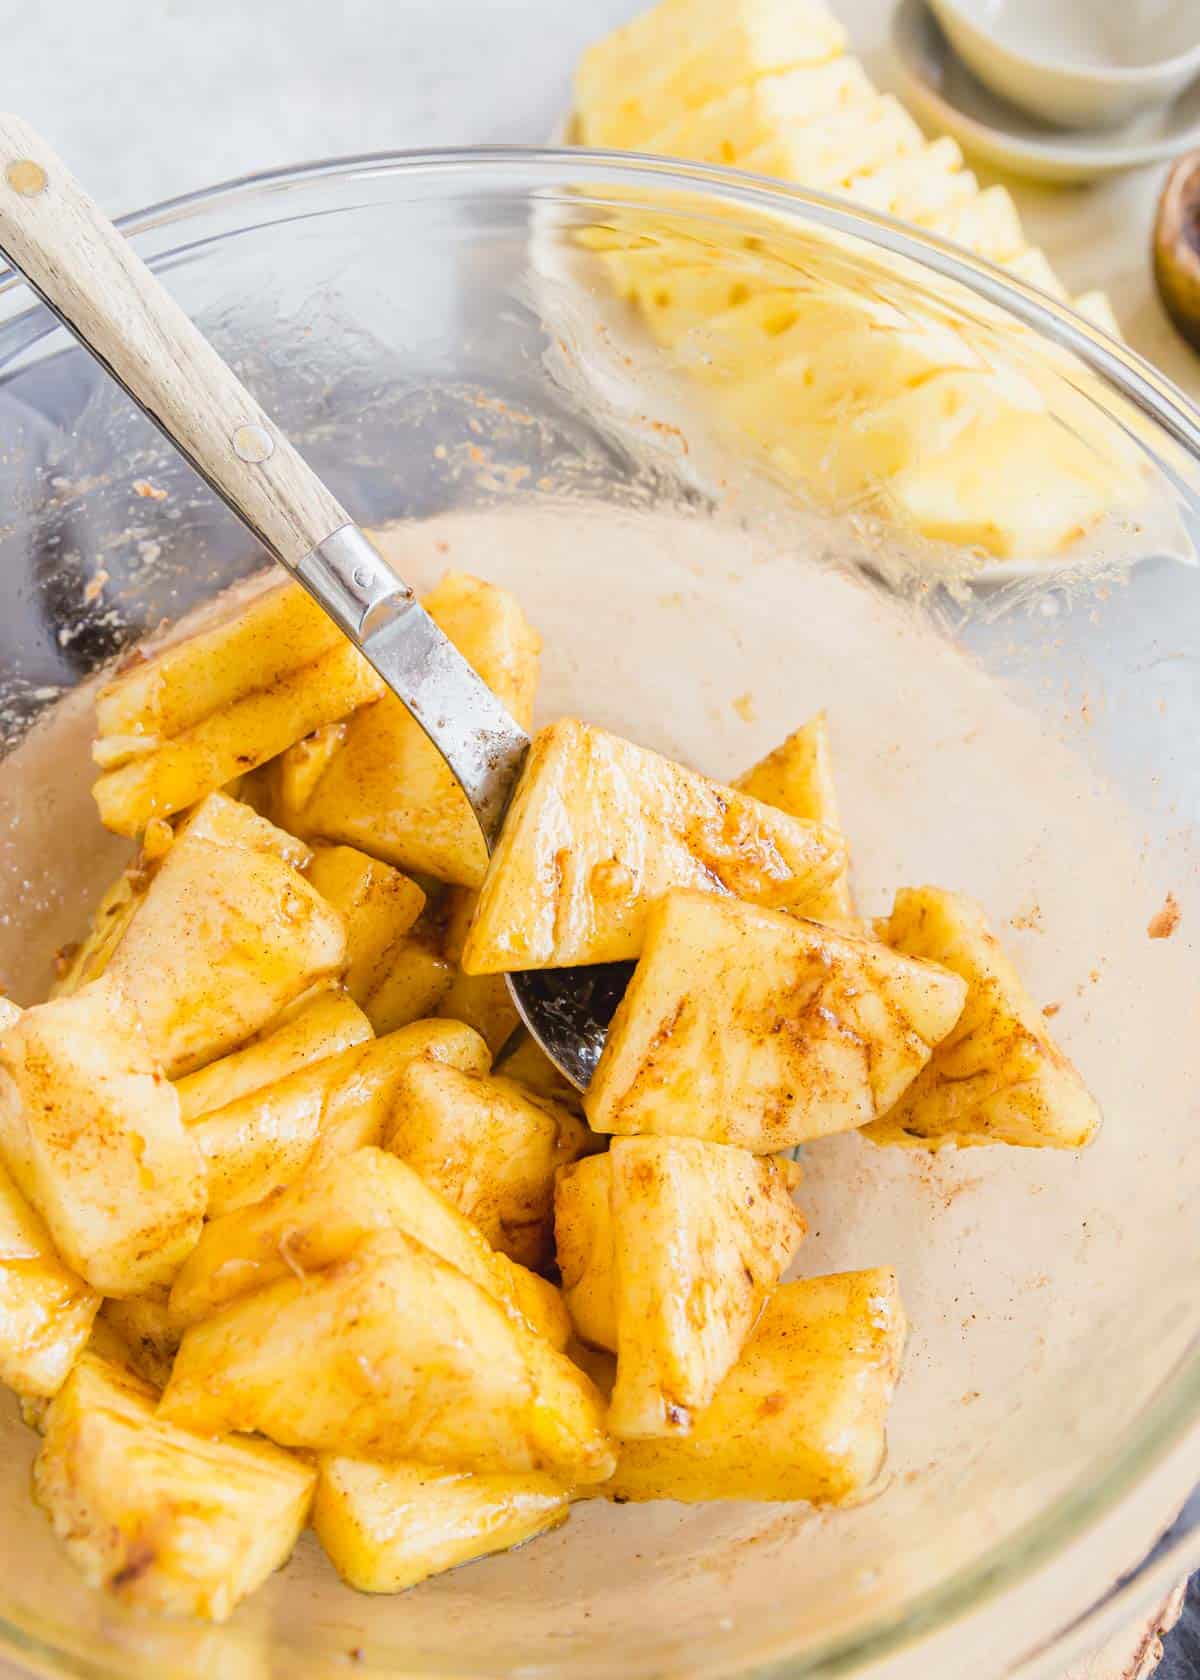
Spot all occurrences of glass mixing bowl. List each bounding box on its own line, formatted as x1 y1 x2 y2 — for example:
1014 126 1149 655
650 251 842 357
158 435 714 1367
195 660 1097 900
0 148 1197 1680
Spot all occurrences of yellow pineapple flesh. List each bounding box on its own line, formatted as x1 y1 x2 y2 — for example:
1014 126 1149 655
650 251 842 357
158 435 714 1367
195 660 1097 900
735 710 852 915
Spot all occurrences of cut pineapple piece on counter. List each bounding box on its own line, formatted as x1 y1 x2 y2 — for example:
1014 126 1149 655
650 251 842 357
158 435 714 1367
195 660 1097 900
865 887 1100 1149
587 891 966 1149
102 792 347 1077
843 138 976 224
641 57 873 166
313 1456 568 1593
462 719 845 973
169 1145 565 1348
300 571 541 888
554 1153 618 1354
736 710 852 916
192 1019 491 1217
160 1230 616 1483
173 986 371 1122
383 1061 592 1271
435 887 521 1054
92 582 383 836
575 0 846 150
607 1137 805 1437
738 94 924 188
926 185 1026 264
604 1269 906 1504
0 981 205 1296
307 845 427 1010
0 1157 99 1397
35 1352 314 1621
98 1287 179 1391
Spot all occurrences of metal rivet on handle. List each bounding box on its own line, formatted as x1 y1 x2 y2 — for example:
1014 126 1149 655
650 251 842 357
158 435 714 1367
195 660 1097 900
5 160 47 197
231 424 274 464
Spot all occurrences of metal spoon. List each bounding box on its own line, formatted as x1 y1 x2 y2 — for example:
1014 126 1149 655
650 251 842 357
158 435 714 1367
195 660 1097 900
0 115 615 1089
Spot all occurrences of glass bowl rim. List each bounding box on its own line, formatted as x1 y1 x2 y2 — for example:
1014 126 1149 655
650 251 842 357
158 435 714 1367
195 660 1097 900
0 142 1196 1680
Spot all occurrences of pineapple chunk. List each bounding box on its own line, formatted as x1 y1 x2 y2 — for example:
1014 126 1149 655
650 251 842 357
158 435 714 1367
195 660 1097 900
554 1154 618 1353
641 58 873 166
605 1137 805 1436
173 986 371 1122
35 1352 314 1621
300 571 541 888
864 887 1100 1149
160 1230 616 1484
462 719 845 973
575 0 847 150
604 1269 906 1504
494 1030 586 1114
169 1145 566 1347
1074 290 1121 337
50 858 146 997
364 917 456 1035
737 95 924 188
735 711 852 916
98 1287 179 1390
0 982 205 1295
241 719 346 837
926 185 1026 264
307 845 427 1012
844 138 976 224
383 1062 593 1270
313 1456 567 1593
586 892 966 1149
1003 247 1069 300
102 792 347 1077
435 887 521 1053
92 582 384 836
0 1157 99 1397
192 1020 491 1216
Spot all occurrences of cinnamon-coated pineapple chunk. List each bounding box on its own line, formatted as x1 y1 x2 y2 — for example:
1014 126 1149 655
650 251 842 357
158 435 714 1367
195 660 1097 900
35 1353 314 1621
604 1269 906 1504
92 582 383 836
494 1030 586 1114
606 1137 805 1436
864 887 1100 1149
160 1231 615 1484
554 1153 618 1353
102 793 347 1076
435 888 521 1053
300 571 541 887
0 982 205 1295
313 1457 568 1593
736 710 852 915
192 1019 491 1216
383 1062 592 1271
462 720 846 973
306 846 426 1016
98 1287 179 1390
0 1157 99 1397
587 892 967 1149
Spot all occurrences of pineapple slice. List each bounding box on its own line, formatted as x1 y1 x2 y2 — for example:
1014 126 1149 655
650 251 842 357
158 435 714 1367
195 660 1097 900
169 1145 567 1348
461 719 845 973
494 1030 586 1114
0 1156 99 1397
383 1061 593 1270
173 986 371 1122
604 1269 906 1504
98 1287 179 1390
575 0 847 150
435 887 521 1054
737 94 924 188
299 571 541 888
35 1352 314 1621
160 1230 616 1483
554 1153 618 1353
306 845 427 1013
735 710 852 916
926 185 1026 264
586 891 966 1149
864 887 1100 1149
0 981 205 1295
640 57 873 166
102 792 347 1077
313 1456 567 1593
92 582 383 836
192 1019 491 1216
605 1137 805 1436
844 138 977 224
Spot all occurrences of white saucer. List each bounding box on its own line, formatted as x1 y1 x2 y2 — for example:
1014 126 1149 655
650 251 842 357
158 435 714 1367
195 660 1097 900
892 0 1200 183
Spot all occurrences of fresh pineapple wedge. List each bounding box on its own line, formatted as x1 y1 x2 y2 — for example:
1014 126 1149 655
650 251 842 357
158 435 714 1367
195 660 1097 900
461 719 845 973
0 1156 99 1397
586 891 966 1149
864 887 1100 1149
35 1352 314 1621
383 1062 593 1271
0 981 205 1295
98 1287 179 1390
313 1456 568 1593
92 582 383 836
640 57 872 165
192 1019 491 1216
843 138 976 224
926 184 1026 264
160 1230 616 1484
604 1137 806 1437
603 1269 906 1504
1074 290 1121 336
434 887 521 1053
299 571 541 888
169 1145 567 1349
1004 247 1069 300
101 792 347 1077
736 711 852 916
738 94 924 187
554 1153 618 1354
173 986 371 1122
306 845 427 1015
